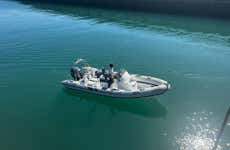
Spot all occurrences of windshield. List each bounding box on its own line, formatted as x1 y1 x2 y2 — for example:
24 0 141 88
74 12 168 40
73 58 89 68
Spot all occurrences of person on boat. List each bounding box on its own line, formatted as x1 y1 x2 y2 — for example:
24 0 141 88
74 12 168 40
109 64 114 75
109 64 122 79
102 68 106 76
108 64 115 87
99 68 106 80
70 67 81 81
96 68 105 78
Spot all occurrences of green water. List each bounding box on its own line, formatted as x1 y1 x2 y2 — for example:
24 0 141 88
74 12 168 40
1 0 230 149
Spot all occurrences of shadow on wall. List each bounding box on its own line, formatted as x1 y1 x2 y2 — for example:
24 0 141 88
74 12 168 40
17 0 230 19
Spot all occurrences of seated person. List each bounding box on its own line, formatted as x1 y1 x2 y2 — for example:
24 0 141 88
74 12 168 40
70 67 81 81
96 68 106 78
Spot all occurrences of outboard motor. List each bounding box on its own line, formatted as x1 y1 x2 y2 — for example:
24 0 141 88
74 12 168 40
70 67 81 81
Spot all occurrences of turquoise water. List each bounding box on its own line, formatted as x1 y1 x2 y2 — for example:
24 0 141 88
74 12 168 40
0 0 230 149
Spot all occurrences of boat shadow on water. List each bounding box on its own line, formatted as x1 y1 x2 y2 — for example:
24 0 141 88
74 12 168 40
62 88 168 119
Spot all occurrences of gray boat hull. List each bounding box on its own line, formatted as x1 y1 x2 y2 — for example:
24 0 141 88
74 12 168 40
62 75 170 98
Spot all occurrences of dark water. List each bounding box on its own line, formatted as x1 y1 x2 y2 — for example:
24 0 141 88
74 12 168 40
18 0 230 18
0 0 230 149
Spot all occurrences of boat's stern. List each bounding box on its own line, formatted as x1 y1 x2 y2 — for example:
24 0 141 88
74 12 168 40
61 80 68 85
61 80 74 87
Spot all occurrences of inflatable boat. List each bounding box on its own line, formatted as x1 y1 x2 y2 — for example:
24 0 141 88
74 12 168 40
62 59 171 98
